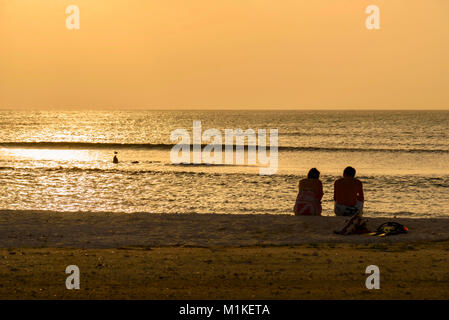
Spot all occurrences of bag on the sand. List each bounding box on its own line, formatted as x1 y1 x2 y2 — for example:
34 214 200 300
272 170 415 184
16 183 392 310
370 222 408 236
334 213 371 235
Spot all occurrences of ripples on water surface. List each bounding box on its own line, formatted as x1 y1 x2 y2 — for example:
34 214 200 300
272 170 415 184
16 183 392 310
0 110 448 217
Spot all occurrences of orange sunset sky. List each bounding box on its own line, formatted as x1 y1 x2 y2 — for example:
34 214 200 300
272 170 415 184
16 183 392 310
0 0 448 110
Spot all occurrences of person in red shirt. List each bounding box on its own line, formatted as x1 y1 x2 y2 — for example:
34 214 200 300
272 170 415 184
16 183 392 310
334 166 364 216
294 168 324 216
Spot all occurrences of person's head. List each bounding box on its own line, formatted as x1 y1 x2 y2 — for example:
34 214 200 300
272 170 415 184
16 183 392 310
307 168 320 179
343 166 356 178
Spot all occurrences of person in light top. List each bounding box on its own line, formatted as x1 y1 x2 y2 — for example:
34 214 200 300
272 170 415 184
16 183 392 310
294 168 324 216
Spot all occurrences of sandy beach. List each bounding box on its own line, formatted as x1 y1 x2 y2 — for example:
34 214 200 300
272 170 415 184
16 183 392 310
1 210 449 248
1 210 449 299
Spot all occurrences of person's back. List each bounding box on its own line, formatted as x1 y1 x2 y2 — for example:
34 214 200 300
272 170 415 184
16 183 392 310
333 166 364 216
334 177 363 206
294 168 323 216
299 178 323 201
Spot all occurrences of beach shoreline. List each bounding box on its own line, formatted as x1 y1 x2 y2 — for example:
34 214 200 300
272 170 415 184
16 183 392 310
0 210 448 248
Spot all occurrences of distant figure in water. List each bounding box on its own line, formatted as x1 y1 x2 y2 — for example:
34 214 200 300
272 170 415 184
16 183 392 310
113 151 119 164
294 168 323 216
334 166 364 216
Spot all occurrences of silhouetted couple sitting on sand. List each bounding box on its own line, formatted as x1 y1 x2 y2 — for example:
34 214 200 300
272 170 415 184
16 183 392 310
293 166 364 217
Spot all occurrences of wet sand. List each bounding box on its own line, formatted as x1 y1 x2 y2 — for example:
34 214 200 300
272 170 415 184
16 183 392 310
1 211 449 299
1 210 449 248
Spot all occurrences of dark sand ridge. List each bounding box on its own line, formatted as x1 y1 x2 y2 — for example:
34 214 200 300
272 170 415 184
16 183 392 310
0 210 448 248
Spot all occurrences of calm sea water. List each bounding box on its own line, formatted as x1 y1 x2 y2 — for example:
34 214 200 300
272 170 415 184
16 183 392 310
0 110 448 217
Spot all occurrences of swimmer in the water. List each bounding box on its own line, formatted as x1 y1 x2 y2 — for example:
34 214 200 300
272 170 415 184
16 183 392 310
113 151 119 164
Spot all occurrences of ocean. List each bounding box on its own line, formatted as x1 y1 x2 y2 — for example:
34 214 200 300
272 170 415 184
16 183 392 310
0 110 448 217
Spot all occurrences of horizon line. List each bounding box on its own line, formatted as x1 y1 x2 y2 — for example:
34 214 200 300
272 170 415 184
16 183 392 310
1 107 449 111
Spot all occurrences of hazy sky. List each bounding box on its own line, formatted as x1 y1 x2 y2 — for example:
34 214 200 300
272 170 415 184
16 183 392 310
1 0 448 109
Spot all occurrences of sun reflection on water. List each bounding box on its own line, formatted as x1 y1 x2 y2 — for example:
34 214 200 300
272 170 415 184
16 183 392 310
0 148 98 162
